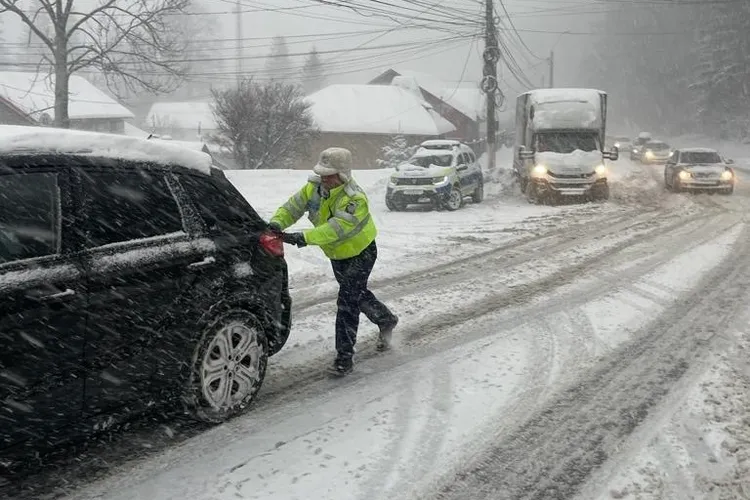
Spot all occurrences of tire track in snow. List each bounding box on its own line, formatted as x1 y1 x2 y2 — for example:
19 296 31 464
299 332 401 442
400 212 732 346
290 208 648 312
426 224 750 500
380 364 452 500
357 375 416 500
261 211 737 410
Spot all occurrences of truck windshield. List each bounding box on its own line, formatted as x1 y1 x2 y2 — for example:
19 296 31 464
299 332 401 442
535 132 598 153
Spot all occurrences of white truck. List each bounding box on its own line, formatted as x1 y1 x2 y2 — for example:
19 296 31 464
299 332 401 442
513 88 619 204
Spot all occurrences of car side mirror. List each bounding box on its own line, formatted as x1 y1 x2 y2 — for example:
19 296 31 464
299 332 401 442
603 149 619 161
518 146 535 160
726 158 735 164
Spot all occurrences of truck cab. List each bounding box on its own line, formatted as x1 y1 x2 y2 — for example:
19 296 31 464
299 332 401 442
513 88 619 204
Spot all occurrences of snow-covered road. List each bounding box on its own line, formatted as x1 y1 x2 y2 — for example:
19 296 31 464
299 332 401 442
7 151 750 500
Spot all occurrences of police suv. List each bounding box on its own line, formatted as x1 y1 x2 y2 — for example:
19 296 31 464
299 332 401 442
385 140 484 211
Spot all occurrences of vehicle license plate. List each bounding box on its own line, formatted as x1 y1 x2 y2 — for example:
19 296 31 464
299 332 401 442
418 197 432 202
404 189 423 195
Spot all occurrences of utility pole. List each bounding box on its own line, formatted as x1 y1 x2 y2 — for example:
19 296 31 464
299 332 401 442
548 50 554 88
236 0 243 88
482 0 500 173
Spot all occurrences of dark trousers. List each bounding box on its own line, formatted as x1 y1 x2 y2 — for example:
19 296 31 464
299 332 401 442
331 241 396 361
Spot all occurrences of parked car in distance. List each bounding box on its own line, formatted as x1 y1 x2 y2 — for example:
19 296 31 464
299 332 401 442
0 126 291 467
664 147 735 194
385 140 484 211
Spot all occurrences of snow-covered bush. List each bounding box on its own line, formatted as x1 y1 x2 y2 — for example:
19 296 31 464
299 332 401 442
376 135 417 169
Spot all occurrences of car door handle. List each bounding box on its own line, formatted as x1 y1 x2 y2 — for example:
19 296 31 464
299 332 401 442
187 256 216 270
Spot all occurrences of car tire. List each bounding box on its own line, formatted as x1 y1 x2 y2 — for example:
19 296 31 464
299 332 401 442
183 309 268 423
518 176 528 195
386 198 405 211
524 180 540 204
443 185 463 211
472 180 484 203
672 176 682 193
593 183 610 201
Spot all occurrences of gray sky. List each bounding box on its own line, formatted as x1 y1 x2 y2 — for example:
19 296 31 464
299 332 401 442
195 0 609 98
1 0 613 101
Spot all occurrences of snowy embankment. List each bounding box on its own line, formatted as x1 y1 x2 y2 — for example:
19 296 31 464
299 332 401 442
47 154 750 500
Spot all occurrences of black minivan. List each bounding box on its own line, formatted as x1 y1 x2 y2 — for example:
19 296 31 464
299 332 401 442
0 126 291 464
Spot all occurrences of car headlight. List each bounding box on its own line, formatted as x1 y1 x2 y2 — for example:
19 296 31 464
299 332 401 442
594 164 607 176
614 142 621 148
433 176 448 184
668 151 674 157
721 170 733 180
632 148 638 153
645 150 654 159
389 176 398 185
678 170 691 180
532 164 547 176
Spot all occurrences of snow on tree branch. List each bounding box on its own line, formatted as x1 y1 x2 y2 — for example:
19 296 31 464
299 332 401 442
211 80 319 170
0 0 191 128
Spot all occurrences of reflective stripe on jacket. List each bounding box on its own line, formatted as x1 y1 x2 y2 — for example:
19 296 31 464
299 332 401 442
270 175 377 260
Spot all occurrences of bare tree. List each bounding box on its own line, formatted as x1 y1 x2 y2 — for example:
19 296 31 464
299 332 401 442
211 79 318 170
0 0 191 128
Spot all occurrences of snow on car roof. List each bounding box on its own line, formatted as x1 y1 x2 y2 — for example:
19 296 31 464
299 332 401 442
413 147 455 157
420 139 461 147
678 147 718 153
0 125 212 174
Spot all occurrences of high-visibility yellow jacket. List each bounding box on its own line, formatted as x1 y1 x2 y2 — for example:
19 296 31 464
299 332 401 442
270 175 377 260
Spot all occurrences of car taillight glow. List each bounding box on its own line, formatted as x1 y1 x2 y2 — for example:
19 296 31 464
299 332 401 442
259 232 284 257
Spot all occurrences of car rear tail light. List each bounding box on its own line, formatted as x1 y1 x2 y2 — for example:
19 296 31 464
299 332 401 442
259 232 284 257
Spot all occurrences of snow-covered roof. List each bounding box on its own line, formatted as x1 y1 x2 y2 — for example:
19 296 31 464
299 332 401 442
379 69 485 120
306 84 455 136
0 125 212 174
145 101 217 130
525 88 605 107
0 72 134 121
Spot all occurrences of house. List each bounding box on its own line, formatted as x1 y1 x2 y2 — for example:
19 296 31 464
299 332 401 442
0 71 134 132
304 84 456 169
144 101 217 141
369 68 486 141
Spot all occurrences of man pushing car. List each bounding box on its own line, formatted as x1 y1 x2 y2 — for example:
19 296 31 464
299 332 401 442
269 147 398 376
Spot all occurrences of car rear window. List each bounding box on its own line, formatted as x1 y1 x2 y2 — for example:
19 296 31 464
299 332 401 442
78 169 184 248
0 171 59 263
179 172 264 234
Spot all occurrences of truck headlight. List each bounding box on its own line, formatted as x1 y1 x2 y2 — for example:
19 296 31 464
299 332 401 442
433 176 448 184
721 170 733 181
532 164 547 177
594 164 607 176
678 170 691 180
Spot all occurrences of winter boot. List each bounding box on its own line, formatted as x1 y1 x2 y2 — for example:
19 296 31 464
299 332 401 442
328 358 353 376
376 316 399 352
